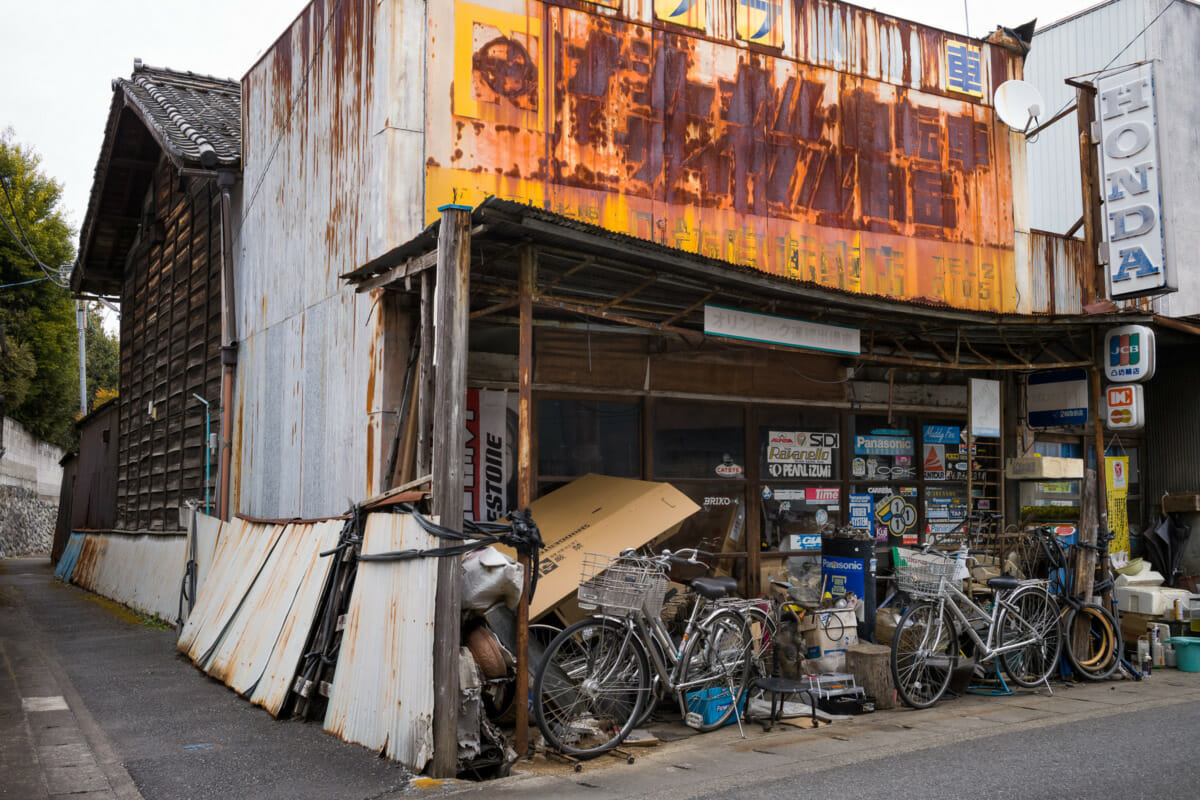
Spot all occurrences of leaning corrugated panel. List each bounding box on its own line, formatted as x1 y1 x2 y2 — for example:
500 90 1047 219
324 513 437 770
54 533 85 582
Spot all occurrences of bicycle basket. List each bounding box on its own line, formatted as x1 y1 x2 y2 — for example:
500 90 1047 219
577 553 668 617
895 557 958 598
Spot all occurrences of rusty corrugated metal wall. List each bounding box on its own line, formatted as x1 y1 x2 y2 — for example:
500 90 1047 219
1144 346 1200 504
425 0 1029 311
1027 230 1089 314
237 0 426 518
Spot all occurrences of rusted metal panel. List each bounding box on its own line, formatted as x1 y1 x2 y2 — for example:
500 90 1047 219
68 533 188 622
1028 230 1088 314
425 0 1022 311
237 0 423 518
176 517 341 716
324 513 437 770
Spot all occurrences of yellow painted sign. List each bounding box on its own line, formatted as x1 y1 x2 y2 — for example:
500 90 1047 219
656 0 706 30
1105 456 1129 556
427 1 1019 312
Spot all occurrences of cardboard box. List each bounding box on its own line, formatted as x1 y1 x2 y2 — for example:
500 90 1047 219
800 608 859 658
1005 456 1084 480
506 474 700 620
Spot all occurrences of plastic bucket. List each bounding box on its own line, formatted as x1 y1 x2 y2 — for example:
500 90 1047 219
1166 637 1200 672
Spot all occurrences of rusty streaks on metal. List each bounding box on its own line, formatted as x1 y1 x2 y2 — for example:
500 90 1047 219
427 0 1022 311
1029 230 1088 314
324 513 437 771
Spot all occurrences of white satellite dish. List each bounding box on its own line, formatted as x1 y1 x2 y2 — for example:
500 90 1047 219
994 79 1045 134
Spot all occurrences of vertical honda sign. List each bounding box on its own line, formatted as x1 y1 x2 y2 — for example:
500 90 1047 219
1095 62 1174 299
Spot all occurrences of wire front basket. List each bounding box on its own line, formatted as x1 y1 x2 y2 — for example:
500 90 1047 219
577 553 668 618
895 557 959 599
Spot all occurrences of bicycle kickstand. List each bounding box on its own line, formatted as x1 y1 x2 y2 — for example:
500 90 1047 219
1038 672 1054 696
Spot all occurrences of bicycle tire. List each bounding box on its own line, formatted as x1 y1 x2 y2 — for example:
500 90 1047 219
1063 602 1121 681
532 617 650 759
998 586 1062 688
890 602 957 709
677 610 753 732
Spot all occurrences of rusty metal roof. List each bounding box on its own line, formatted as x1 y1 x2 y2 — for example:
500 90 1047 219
73 60 240 296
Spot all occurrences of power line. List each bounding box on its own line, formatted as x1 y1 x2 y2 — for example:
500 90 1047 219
0 275 50 289
0 176 72 289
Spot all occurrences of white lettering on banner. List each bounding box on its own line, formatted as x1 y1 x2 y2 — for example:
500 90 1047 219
1096 62 1171 299
705 304 860 356
767 463 833 478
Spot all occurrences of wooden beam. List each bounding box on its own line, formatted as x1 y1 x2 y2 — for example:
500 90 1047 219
417 271 434 477
352 250 438 293
430 206 471 778
515 246 535 757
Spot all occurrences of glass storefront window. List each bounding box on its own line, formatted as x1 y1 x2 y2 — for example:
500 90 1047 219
925 485 968 545
761 486 842 552
653 402 745 481
853 485 920 545
850 415 917 482
537 399 640 480
758 407 841 481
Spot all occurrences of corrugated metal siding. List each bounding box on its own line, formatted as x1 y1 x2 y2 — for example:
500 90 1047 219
55 533 85 582
177 517 342 717
236 0 426 518
1144 348 1200 501
324 513 437 771
1027 230 1089 313
70 533 188 622
1024 0 1151 236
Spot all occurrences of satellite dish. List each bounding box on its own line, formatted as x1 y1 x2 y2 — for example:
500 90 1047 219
994 79 1045 134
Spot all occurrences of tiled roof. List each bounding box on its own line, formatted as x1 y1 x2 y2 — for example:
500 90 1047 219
114 59 240 168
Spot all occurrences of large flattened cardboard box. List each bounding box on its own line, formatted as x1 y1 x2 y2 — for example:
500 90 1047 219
511 474 700 621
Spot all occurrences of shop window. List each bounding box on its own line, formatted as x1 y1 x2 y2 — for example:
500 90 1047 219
761 486 843 552
653 402 745 481
924 485 968 545
537 399 640 483
850 415 917 482
758 407 841 481
852 485 920 546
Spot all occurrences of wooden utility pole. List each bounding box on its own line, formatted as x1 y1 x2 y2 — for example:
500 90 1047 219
1073 82 1103 303
430 205 472 778
515 246 535 756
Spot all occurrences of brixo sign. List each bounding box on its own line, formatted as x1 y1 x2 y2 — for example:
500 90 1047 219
1095 62 1173 299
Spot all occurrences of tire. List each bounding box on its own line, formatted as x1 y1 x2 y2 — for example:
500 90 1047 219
532 617 650 759
677 610 753 732
999 586 1062 688
1063 602 1121 681
890 602 957 709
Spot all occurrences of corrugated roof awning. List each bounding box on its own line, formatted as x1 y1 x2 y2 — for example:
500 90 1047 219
345 197 1160 372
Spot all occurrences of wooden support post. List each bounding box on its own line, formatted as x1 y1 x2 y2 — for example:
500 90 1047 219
430 206 472 779
515 246 536 756
1075 84 1103 303
417 269 435 478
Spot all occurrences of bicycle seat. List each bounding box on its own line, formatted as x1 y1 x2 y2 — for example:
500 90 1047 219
987 576 1020 591
690 576 739 600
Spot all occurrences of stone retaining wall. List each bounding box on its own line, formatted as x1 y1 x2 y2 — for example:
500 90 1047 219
0 485 56 557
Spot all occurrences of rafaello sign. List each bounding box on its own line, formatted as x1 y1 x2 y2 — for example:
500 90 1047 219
1095 62 1173 299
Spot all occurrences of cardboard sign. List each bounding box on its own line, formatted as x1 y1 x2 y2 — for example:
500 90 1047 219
511 474 700 620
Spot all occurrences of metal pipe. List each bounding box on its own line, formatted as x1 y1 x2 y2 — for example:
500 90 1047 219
192 393 211 514
77 301 88 415
217 171 238 521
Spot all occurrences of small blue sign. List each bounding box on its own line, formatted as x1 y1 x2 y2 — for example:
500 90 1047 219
854 433 914 456
1028 369 1089 427
923 425 961 445
849 493 874 531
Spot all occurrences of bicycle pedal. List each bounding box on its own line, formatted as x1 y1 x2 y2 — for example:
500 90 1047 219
684 712 704 729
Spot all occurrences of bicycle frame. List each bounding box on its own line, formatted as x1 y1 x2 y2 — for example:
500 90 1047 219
926 578 1047 662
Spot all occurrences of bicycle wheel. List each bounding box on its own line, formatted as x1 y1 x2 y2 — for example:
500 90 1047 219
890 602 957 709
532 617 650 759
999 586 1062 688
677 609 753 732
1063 602 1121 681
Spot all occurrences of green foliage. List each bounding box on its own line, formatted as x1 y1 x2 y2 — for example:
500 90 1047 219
0 129 78 450
85 306 119 408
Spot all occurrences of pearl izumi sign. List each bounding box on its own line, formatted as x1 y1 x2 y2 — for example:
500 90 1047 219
1095 62 1173 299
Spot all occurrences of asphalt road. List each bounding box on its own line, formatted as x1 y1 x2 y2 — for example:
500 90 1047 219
1 557 410 800
694 700 1200 800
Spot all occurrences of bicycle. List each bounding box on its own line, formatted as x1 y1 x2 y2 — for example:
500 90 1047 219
1026 526 1127 681
890 544 1062 708
531 548 752 759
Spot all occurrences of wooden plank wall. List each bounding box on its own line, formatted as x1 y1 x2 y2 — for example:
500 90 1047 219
117 157 222 530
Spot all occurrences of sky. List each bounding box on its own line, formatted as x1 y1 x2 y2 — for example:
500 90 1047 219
1 0 1091 269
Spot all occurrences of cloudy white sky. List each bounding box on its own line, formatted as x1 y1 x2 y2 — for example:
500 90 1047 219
2 0 1091 249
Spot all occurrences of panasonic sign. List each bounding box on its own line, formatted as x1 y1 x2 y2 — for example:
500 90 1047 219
1095 62 1173 299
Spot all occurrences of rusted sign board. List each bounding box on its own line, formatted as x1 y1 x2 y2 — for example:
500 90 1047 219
426 0 1021 311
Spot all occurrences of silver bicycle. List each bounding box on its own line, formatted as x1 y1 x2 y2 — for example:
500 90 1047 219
890 546 1062 708
531 548 752 759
